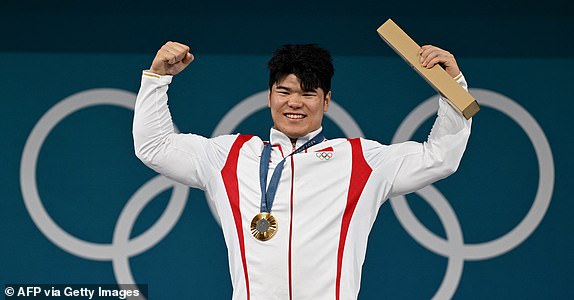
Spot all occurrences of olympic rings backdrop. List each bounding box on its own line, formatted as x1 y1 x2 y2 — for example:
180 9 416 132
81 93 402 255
1 14 574 299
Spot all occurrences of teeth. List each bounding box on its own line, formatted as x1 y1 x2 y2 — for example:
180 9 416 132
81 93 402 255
285 114 304 119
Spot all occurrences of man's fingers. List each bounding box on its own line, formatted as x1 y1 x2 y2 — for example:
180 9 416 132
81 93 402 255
150 41 194 76
420 51 440 67
169 42 191 63
425 57 448 69
182 52 195 65
419 45 453 68
165 48 182 64
160 41 192 65
418 44 460 78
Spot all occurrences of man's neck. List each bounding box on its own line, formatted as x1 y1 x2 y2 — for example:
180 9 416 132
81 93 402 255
270 127 323 152
290 138 297 148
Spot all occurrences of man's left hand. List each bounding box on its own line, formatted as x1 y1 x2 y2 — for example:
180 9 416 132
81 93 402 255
419 45 461 78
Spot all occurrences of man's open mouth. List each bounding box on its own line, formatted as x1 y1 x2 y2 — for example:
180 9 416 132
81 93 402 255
285 113 306 119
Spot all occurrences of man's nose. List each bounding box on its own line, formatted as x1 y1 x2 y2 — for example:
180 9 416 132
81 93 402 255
287 95 304 108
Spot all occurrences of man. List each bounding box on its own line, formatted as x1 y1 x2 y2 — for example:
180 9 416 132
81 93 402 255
133 41 471 300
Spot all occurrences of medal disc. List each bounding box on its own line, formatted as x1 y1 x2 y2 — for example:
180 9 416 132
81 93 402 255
250 212 278 241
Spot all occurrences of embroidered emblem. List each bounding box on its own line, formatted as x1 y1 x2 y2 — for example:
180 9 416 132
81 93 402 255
316 151 334 161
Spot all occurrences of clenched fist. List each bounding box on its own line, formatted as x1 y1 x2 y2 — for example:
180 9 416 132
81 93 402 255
150 41 194 76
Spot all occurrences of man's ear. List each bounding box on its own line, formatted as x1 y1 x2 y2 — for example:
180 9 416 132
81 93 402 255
267 89 271 108
323 91 332 112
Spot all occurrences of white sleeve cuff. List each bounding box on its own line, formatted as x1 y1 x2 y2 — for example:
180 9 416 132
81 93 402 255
142 70 173 84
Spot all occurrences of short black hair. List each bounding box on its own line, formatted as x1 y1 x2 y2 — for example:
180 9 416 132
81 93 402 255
267 44 334 94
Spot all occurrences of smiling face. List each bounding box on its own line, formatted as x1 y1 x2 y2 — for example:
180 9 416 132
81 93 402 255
268 74 331 139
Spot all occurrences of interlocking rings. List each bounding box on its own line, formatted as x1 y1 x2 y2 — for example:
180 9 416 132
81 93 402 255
20 87 553 300
390 89 554 299
316 152 334 161
20 89 190 300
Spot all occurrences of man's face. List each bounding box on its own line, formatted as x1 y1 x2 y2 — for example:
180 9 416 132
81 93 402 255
268 74 331 140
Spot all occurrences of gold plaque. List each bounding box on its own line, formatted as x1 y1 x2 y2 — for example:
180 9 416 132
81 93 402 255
377 19 479 119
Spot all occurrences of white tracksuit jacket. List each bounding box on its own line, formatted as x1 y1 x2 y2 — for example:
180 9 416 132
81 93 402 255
133 71 472 300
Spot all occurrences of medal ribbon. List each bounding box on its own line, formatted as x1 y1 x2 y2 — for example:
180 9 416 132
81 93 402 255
259 132 325 213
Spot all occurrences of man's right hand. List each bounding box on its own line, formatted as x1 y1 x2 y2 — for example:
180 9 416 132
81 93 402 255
149 41 194 76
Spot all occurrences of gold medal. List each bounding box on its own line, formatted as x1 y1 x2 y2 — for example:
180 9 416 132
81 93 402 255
250 212 278 241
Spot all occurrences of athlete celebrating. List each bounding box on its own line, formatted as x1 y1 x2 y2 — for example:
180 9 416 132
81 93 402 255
133 41 471 300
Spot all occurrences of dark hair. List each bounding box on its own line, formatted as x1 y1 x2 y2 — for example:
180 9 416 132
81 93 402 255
267 44 334 94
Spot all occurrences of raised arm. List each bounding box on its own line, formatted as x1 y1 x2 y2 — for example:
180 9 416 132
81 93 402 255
385 45 472 198
132 42 230 189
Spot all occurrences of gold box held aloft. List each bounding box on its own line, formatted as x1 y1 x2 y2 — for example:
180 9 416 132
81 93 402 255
377 19 479 119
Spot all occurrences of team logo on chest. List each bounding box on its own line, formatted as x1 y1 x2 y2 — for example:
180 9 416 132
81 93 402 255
315 147 334 161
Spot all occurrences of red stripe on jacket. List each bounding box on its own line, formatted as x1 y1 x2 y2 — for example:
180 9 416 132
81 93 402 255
336 138 372 300
222 134 254 300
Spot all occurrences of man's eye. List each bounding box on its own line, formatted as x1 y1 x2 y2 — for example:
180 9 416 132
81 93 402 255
278 91 289 95
303 94 316 97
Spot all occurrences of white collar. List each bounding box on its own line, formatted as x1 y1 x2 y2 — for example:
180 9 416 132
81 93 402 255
269 127 323 154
